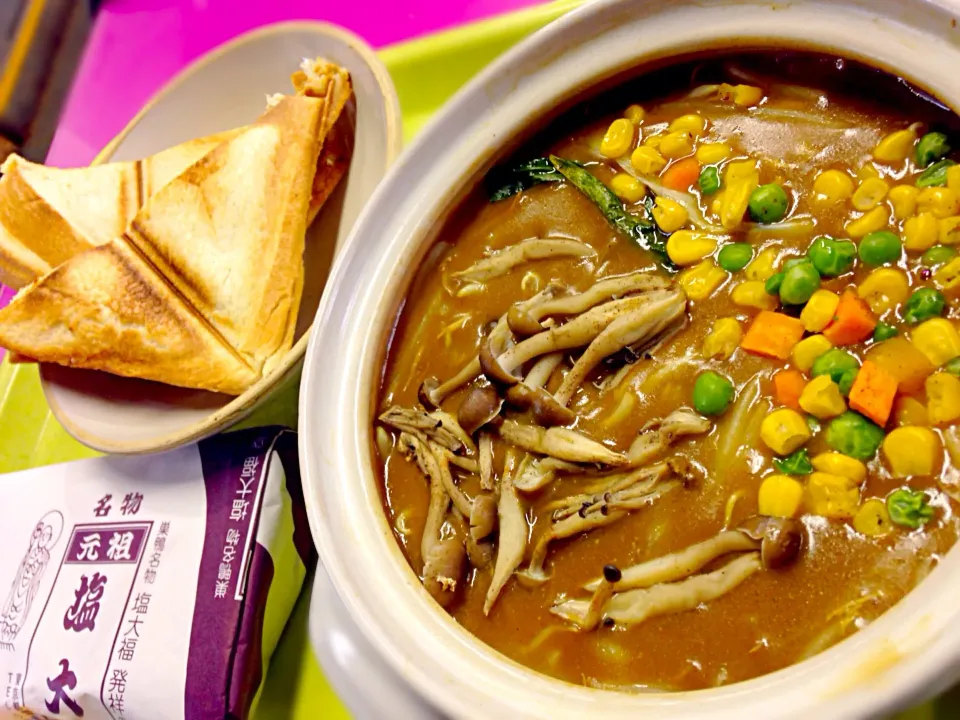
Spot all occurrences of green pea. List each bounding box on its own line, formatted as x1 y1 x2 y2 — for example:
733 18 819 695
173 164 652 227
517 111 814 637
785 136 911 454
699 166 721 194
765 272 784 295
748 183 789 224
811 348 860 384
916 158 956 188
873 322 898 342
779 262 820 305
783 257 812 270
887 488 934 529
903 287 946 324
944 357 960 376
717 242 753 272
858 231 902 266
837 367 859 396
916 132 951 167
921 244 958 268
826 411 885 460
692 371 735 416
808 236 857 277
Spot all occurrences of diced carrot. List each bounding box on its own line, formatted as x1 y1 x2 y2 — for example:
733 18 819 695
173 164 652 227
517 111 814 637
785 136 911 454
773 369 807 410
661 157 701 192
849 359 898 426
740 310 806 360
822 290 877 346
865 336 934 394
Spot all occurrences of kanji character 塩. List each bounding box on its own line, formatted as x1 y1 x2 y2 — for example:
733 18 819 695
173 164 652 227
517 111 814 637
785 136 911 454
131 593 151 615
120 493 143 516
45 659 83 717
107 532 134 561
214 580 228 599
63 573 107 632
107 669 127 693
76 533 101 561
217 563 232 582
229 499 249 522
225 529 240 546
124 616 142 638
93 495 112 517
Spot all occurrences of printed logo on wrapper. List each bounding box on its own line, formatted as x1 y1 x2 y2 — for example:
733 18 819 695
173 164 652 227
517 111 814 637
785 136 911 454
0 427 311 720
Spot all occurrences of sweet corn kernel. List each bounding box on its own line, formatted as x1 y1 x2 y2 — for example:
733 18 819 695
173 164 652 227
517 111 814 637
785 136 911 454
799 375 847 419
652 197 689 233
630 146 667 175
812 453 867 484
721 176 760 230
666 229 717 266
845 206 889 238
903 212 940 251
758 474 804 518
857 164 881 181
668 113 708 137
926 372 960 425
873 128 918 163
800 290 841 332
883 426 941 477
695 142 733 165
659 131 694 160
806 472 861 519
934 257 960 296
857 268 909 315
889 185 919 220
761 408 812 455
792 334 833 372
609 173 646 203
710 190 725 217
948 164 960 193
718 83 764 107
623 104 646 125
600 118 635 159
745 248 779 281
852 177 890 211
702 317 742 359
853 499 893 536
724 160 759 185
910 318 960 367
895 396 929 427
678 260 728 301
813 170 855 205
940 217 960 245
918 186 960 219
732 280 778 311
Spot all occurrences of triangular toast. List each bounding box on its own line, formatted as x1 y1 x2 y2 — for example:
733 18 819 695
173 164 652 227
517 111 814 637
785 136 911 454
125 94 326 376
0 239 257 393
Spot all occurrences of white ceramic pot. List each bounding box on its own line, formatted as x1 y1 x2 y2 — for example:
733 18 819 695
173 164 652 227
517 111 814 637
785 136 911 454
300 1 960 717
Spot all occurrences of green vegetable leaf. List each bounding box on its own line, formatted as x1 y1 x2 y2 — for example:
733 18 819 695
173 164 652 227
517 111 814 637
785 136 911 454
487 157 568 201
773 448 813 475
886 488 934 529
916 158 957 188
549 156 674 271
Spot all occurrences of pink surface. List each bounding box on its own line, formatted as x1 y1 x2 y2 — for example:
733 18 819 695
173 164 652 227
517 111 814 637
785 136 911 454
46 0 545 168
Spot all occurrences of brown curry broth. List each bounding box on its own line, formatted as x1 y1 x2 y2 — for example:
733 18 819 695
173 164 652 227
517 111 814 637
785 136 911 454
377 54 960 690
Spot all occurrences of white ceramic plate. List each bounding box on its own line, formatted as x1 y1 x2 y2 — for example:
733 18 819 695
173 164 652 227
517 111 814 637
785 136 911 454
40 21 401 454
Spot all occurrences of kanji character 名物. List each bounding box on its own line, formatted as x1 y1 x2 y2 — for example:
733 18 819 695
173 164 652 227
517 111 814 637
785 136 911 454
76 533 101 561
144 569 156 584
120 493 143 516
63 573 107 632
93 495 112 517
222 544 236 564
45 659 83 717
225 528 240 546
107 532 134 561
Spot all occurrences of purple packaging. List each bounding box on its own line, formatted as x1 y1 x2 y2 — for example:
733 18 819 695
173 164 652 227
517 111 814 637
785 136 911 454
0 427 312 720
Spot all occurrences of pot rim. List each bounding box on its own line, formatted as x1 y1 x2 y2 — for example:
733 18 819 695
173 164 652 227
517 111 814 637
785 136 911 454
299 1 960 717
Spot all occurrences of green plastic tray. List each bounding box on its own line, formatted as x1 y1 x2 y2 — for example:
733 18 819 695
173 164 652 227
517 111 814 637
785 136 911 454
0 1 955 716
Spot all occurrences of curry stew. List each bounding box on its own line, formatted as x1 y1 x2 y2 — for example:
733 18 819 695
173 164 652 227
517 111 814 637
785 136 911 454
375 53 960 691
